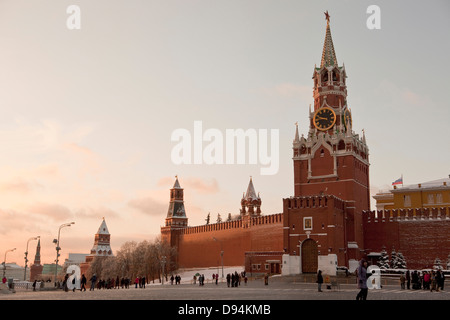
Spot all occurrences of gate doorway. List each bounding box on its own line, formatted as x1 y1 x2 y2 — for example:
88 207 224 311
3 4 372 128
301 239 318 273
268 262 280 274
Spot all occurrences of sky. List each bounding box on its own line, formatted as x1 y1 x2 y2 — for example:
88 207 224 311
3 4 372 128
0 0 449 267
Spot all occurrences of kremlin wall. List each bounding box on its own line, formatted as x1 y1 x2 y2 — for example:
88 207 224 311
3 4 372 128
26 14 450 282
159 14 450 275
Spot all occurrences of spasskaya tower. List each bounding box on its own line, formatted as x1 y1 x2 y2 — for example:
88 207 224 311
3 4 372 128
291 12 370 258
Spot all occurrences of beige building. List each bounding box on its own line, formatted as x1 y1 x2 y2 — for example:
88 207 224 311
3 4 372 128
373 176 450 211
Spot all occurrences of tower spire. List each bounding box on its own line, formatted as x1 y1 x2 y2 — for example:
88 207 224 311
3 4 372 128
240 176 262 217
165 176 188 228
33 239 41 266
321 11 338 68
294 121 300 142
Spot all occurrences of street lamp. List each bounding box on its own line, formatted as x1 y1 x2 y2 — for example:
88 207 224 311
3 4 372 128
161 256 166 285
24 236 40 281
53 222 75 286
213 237 224 279
2 248 16 279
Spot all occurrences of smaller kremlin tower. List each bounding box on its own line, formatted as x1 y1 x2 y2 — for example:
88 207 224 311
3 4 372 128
240 177 262 218
29 239 43 282
85 218 113 264
164 176 188 229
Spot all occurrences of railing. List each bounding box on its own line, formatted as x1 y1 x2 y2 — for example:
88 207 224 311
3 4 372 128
12 281 47 290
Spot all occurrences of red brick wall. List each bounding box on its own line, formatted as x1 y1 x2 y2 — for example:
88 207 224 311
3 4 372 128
363 210 450 269
172 214 283 269
283 195 350 267
398 220 450 269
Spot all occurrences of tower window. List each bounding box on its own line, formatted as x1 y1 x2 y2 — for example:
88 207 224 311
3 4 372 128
322 71 328 84
332 69 340 82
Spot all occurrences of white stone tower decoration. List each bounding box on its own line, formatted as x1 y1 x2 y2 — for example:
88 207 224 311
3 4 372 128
89 218 113 257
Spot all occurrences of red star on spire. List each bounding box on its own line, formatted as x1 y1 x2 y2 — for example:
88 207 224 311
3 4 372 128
324 10 330 23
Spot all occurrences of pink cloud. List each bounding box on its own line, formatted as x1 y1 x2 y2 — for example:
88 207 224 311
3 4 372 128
0 178 43 194
27 202 73 222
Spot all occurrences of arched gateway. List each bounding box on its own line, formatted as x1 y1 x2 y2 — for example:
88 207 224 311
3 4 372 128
301 239 318 273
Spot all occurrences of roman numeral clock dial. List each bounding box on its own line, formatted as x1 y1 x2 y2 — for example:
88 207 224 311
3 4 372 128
313 107 336 131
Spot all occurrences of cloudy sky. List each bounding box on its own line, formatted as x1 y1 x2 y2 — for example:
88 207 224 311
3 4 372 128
0 0 449 266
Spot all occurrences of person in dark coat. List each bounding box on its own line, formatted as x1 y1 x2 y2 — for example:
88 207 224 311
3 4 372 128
90 274 97 291
356 258 371 300
406 270 410 289
80 274 87 291
317 270 323 292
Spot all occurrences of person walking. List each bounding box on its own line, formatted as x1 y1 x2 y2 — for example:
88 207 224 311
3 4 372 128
430 271 436 292
400 273 405 289
317 270 323 292
80 274 87 291
423 271 430 290
406 270 410 289
90 274 97 291
135 277 139 288
356 258 371 300
435 270 442 292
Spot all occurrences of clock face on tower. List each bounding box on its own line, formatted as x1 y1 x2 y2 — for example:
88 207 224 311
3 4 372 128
313 107 336 131
343 109 352 130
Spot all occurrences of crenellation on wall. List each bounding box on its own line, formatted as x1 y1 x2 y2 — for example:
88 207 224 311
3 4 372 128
178 213 283 236
363 206 450 223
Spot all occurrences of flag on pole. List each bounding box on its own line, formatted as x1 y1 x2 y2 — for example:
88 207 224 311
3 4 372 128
392 176 403 186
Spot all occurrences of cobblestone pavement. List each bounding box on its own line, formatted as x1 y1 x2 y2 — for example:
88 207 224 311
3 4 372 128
1 279 449 300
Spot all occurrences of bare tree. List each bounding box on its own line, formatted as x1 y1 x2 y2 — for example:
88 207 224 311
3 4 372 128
86 238 178 283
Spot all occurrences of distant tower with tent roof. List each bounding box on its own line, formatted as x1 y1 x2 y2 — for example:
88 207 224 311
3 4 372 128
80 218 113 275
240 177 262 218
29 239 43 282
165 175 188 229
85 218 113 263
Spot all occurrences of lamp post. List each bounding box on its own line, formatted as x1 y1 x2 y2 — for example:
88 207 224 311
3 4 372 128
161 256 166 285
2 248 16 279
24 236 40 281
213 237 224 279
53 222 75 286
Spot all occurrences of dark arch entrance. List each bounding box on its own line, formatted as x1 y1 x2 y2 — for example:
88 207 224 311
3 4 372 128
301 239 318 273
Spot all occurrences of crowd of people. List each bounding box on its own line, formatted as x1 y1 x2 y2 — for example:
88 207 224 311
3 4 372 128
226 271 248 287
400 269 445 291
58 270 252 292
170 271 248 287
316 258 447 301
70 274 150 291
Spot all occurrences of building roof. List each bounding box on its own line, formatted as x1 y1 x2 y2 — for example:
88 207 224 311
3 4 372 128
96 218 110 235
320 15 338 68
173 176 182 189
392 177 450 192
244 177 260 201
